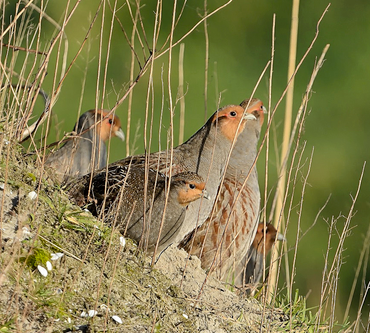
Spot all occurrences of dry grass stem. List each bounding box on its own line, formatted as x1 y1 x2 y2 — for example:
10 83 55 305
268 0 300 300
178 43 185 145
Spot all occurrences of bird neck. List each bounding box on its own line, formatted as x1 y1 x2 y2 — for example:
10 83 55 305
180 119 236 174
226 121 262 181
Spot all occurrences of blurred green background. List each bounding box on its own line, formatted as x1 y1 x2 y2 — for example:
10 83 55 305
6 0 370 325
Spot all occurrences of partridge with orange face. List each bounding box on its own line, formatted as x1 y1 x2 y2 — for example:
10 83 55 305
180 98 266 283
45 109 124 181
69 104 255 246
241 223 285 290
72 167 209 252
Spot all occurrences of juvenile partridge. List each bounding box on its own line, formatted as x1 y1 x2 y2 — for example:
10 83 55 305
240 223 285 290
72 167 209 252
180 98 266 283
69 104 255 246
45 109 125 181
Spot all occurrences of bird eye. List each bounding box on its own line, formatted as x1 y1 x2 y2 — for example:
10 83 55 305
229 111 237 117
188 183 196 190
108 119 113 125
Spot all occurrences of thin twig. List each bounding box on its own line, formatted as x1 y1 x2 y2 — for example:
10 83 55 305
268 0 300 300
1 43 47 55
178 43 185 144
125 1 141 156
151 0 178 265
38 235 83 262
155 0 233 59
203 0 209 120
344 223 370 320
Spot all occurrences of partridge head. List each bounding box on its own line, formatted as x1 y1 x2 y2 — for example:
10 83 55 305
90 109 125 142
252 223 285 254
243 223 285 288
45 109 124 182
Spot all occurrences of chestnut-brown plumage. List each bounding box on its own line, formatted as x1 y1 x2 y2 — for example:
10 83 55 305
180 98 266 283
241 223 285 288
69 104 255 247
71 167 208 252
45 109 125 181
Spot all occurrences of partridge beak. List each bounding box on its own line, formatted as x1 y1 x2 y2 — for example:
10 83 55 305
276 233 286 241
202 189 211 200
262 106 267 114
244 113 257 121
115 128 125 141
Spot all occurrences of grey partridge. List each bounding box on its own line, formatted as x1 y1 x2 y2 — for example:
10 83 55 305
72 167 209 252
180 98 266 283
45 109 125 181
69 104 256 247
241 223 285 291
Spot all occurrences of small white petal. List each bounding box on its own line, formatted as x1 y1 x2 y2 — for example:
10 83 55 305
84 209 90 212
51 253 64 261
80 311 88 318
0 183 4 190
182 314 188 319
37 265 48 277
67 317 71 323
112 315 122 324
46 261 52 271
22 226 31 236
28 191 37 200
55 318 60 322
4 140 9 145
119 237 126 248
88 310 97 317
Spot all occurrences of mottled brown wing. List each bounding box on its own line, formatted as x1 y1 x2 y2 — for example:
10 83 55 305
109 151 189 176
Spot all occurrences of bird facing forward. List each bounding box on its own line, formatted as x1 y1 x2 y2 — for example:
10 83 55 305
45 109 125 181
69 104 256 247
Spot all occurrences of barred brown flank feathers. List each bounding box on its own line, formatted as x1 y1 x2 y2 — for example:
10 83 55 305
180 98 266 284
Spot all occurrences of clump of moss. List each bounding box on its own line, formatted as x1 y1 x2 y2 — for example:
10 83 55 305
19 247 51 270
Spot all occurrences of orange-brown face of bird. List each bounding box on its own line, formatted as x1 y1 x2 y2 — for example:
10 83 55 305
211 105 256 142
172 173 210 206
253 223 281 254
240 98 267 127
95 110 125 142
